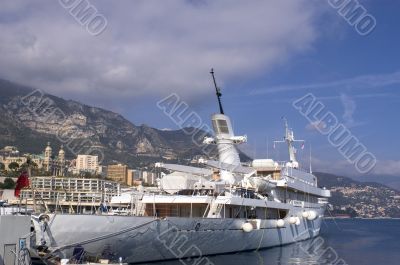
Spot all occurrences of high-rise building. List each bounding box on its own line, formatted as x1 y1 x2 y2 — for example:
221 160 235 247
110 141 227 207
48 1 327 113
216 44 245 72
76 155 99 172
126 169 142 186
107 164 128 184
127 169 135 186
142 171 156 185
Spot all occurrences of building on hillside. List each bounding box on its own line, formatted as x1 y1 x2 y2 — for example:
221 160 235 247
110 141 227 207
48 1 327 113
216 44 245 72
0 146 19 157
43 143 67 176
43 142 52 171
127 169 134 186
0 156 27 170
76 154 100 174
127 169 143 186
30 155 44 170
0 144 65 174
0 147 45 171
142 171 157 185
107 164 128 184
57 145 65 175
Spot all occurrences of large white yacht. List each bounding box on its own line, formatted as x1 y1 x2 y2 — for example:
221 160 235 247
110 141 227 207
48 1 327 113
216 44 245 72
30 70 330 264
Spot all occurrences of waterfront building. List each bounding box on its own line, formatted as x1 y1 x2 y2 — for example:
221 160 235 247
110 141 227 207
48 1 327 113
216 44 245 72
127 169 135 186
0 146 46 171
127 169 143 186
0 144 65 174
20 176 120 213
142 171 156 185
43 143 67 176
76 154 99 173
107 164 128 184
0 156 27 170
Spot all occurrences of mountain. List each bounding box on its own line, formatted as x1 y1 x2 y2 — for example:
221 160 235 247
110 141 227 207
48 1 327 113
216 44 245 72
0 78 249 167
2 79 398 217
315 172 400 218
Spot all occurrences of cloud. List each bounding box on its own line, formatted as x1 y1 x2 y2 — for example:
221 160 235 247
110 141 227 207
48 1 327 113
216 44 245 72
371 160 400 177
306 121 326 131
340 93 356 127
309 156 400 178
309 157 362 176
0 0 323 109
251 70 400 95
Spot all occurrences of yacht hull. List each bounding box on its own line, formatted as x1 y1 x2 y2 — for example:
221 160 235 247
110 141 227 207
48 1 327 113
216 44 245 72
32 207 325 263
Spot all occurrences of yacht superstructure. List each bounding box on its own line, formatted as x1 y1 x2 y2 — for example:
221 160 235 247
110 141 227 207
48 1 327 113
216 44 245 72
30 70 330 264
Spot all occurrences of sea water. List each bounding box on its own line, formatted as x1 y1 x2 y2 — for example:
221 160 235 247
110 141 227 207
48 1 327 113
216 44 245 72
147 219 400 265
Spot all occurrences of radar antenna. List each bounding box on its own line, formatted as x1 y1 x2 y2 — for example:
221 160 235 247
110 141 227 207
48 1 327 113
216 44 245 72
210 68 224 114
273 117 305 167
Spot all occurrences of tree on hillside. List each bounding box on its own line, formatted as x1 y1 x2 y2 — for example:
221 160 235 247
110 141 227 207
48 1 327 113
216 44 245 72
8 162 20 172
0 177 15 189
0 162 5 177
20 161 38 171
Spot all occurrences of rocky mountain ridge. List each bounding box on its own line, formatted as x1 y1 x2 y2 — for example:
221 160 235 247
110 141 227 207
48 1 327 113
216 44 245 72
0 79 226 166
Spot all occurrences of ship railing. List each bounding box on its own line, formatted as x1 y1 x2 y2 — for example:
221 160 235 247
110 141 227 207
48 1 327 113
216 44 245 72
318 198 329 204
283 174 316 187
202 202 211 218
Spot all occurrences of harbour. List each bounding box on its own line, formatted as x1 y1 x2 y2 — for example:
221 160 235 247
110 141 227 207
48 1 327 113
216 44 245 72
1 71 331 264
1 1 399 264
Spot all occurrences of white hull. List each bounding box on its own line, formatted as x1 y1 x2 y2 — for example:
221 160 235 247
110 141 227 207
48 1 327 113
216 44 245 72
33 207 324 263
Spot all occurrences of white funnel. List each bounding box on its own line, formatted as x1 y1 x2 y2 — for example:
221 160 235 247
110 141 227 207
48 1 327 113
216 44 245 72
211 114 241 166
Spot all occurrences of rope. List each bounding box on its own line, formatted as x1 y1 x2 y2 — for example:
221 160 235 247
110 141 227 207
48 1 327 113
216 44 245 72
18 248 32 265
255 222 266 251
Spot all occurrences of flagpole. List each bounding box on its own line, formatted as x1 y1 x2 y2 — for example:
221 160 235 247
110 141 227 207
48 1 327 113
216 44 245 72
28 158 37 213
309 144 313 174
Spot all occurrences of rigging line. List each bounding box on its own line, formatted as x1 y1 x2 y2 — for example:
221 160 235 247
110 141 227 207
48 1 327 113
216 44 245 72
234 197 245 218
325 207 342 231
47 219 157 255
256 222 266 251
254 250 264 265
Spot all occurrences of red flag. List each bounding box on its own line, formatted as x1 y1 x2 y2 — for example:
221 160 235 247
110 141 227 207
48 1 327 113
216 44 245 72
14 171 30 197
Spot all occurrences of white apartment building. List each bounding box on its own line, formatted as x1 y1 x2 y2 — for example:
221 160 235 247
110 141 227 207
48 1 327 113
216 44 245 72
76 155 99 173
142 171 157 185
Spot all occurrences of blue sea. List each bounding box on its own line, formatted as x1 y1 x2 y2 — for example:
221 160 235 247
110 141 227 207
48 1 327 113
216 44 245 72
148 219 400 265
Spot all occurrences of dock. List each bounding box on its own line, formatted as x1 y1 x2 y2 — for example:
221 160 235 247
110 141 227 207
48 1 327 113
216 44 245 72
0 215 31 265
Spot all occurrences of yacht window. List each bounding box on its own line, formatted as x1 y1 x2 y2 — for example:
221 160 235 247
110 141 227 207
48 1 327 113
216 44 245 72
278 209 288 219
216 119 229 134
212 120 218 133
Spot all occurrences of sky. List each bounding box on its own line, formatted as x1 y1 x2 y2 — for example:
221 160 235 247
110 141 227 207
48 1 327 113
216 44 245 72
0 0 399 177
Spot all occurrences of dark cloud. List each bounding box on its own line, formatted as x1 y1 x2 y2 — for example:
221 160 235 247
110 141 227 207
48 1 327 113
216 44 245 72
0 0 323 109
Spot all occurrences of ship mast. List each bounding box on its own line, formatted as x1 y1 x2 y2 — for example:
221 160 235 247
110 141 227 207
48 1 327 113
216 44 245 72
284 117 296 163
274 117 304 168
309 144 312 173
210 68 224 114
203 68 247 169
